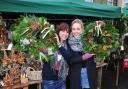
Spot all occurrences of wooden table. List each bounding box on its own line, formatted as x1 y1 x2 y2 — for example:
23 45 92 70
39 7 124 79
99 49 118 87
96 63 108 89
2 80 42 89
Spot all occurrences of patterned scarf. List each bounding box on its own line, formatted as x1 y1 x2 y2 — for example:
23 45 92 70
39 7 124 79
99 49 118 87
50 41 69 81
68 33 83 52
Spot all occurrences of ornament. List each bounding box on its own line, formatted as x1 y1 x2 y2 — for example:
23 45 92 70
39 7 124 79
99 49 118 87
2 49 8 67
9 49 16 62
17 52 25 64
3 73 12 86
95 20 105 37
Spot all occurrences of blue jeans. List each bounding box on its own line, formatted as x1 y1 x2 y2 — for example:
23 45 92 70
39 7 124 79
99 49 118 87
43 80 66 89
81 68 90 88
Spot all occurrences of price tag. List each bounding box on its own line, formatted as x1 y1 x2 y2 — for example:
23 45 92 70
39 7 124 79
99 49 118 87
7 43 13 50
0 81 4 86
48 48 53 55
121 45 124 51
57 54 62 61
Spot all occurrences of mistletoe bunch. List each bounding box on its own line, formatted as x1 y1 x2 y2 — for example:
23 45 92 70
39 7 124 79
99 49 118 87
11 16 57 61
81 21 120 61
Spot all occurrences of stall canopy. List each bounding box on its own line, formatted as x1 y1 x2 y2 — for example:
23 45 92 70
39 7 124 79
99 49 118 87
0 0 121 18
122 8 128 15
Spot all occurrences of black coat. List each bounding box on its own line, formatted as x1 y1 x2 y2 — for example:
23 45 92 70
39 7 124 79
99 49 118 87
42 62 58 80
59 41 97 89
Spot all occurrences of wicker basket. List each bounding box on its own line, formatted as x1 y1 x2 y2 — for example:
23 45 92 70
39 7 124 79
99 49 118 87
26 67 42 80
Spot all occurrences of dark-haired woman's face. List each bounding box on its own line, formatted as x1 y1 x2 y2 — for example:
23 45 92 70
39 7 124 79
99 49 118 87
59 30 69 42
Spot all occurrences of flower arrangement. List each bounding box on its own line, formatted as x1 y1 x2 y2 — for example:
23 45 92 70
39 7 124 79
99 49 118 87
11 16 58 61
81 21 120 62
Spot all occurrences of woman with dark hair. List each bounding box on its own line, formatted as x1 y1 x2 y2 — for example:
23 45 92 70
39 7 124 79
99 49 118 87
39 22 70 89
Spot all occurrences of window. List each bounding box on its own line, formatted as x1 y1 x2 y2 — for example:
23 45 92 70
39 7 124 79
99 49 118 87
84 0 93 2
107 0 113 5
125 0 128 9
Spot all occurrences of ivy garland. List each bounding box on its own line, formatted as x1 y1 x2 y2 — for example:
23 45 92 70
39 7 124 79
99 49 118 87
81 21 120 61
11 16 58 61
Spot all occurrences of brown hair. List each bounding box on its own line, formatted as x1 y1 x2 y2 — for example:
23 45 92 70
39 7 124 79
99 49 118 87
56 22 70 33
71 19 84 30
56 22 69 41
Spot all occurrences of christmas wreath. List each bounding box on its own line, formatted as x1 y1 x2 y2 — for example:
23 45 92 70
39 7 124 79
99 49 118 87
11 16 58 61
81 21 120 62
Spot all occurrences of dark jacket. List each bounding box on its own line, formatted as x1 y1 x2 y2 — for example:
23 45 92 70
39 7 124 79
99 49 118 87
42 61 58 80
59 41 97 89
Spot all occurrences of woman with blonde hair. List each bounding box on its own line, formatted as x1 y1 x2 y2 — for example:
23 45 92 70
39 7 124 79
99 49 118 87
59 19 97 89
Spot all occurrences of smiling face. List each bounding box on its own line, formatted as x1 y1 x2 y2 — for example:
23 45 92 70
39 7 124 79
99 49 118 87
71 22 83 38
57 22 69 43
59 30 69 42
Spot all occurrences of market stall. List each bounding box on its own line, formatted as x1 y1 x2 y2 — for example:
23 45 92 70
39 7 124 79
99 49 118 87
0 0 127 89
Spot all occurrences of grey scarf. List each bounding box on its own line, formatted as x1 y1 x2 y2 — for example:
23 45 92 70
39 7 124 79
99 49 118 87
68 33 83 52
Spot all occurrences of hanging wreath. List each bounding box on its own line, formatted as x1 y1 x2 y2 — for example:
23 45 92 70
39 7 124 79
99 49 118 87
11 16 58 61
81 20 120 62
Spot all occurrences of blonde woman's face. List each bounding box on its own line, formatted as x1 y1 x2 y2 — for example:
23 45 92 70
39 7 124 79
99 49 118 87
71 23 83 38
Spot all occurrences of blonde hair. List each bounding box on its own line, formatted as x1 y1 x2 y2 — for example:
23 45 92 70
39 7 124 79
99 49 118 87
71 19 84 30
